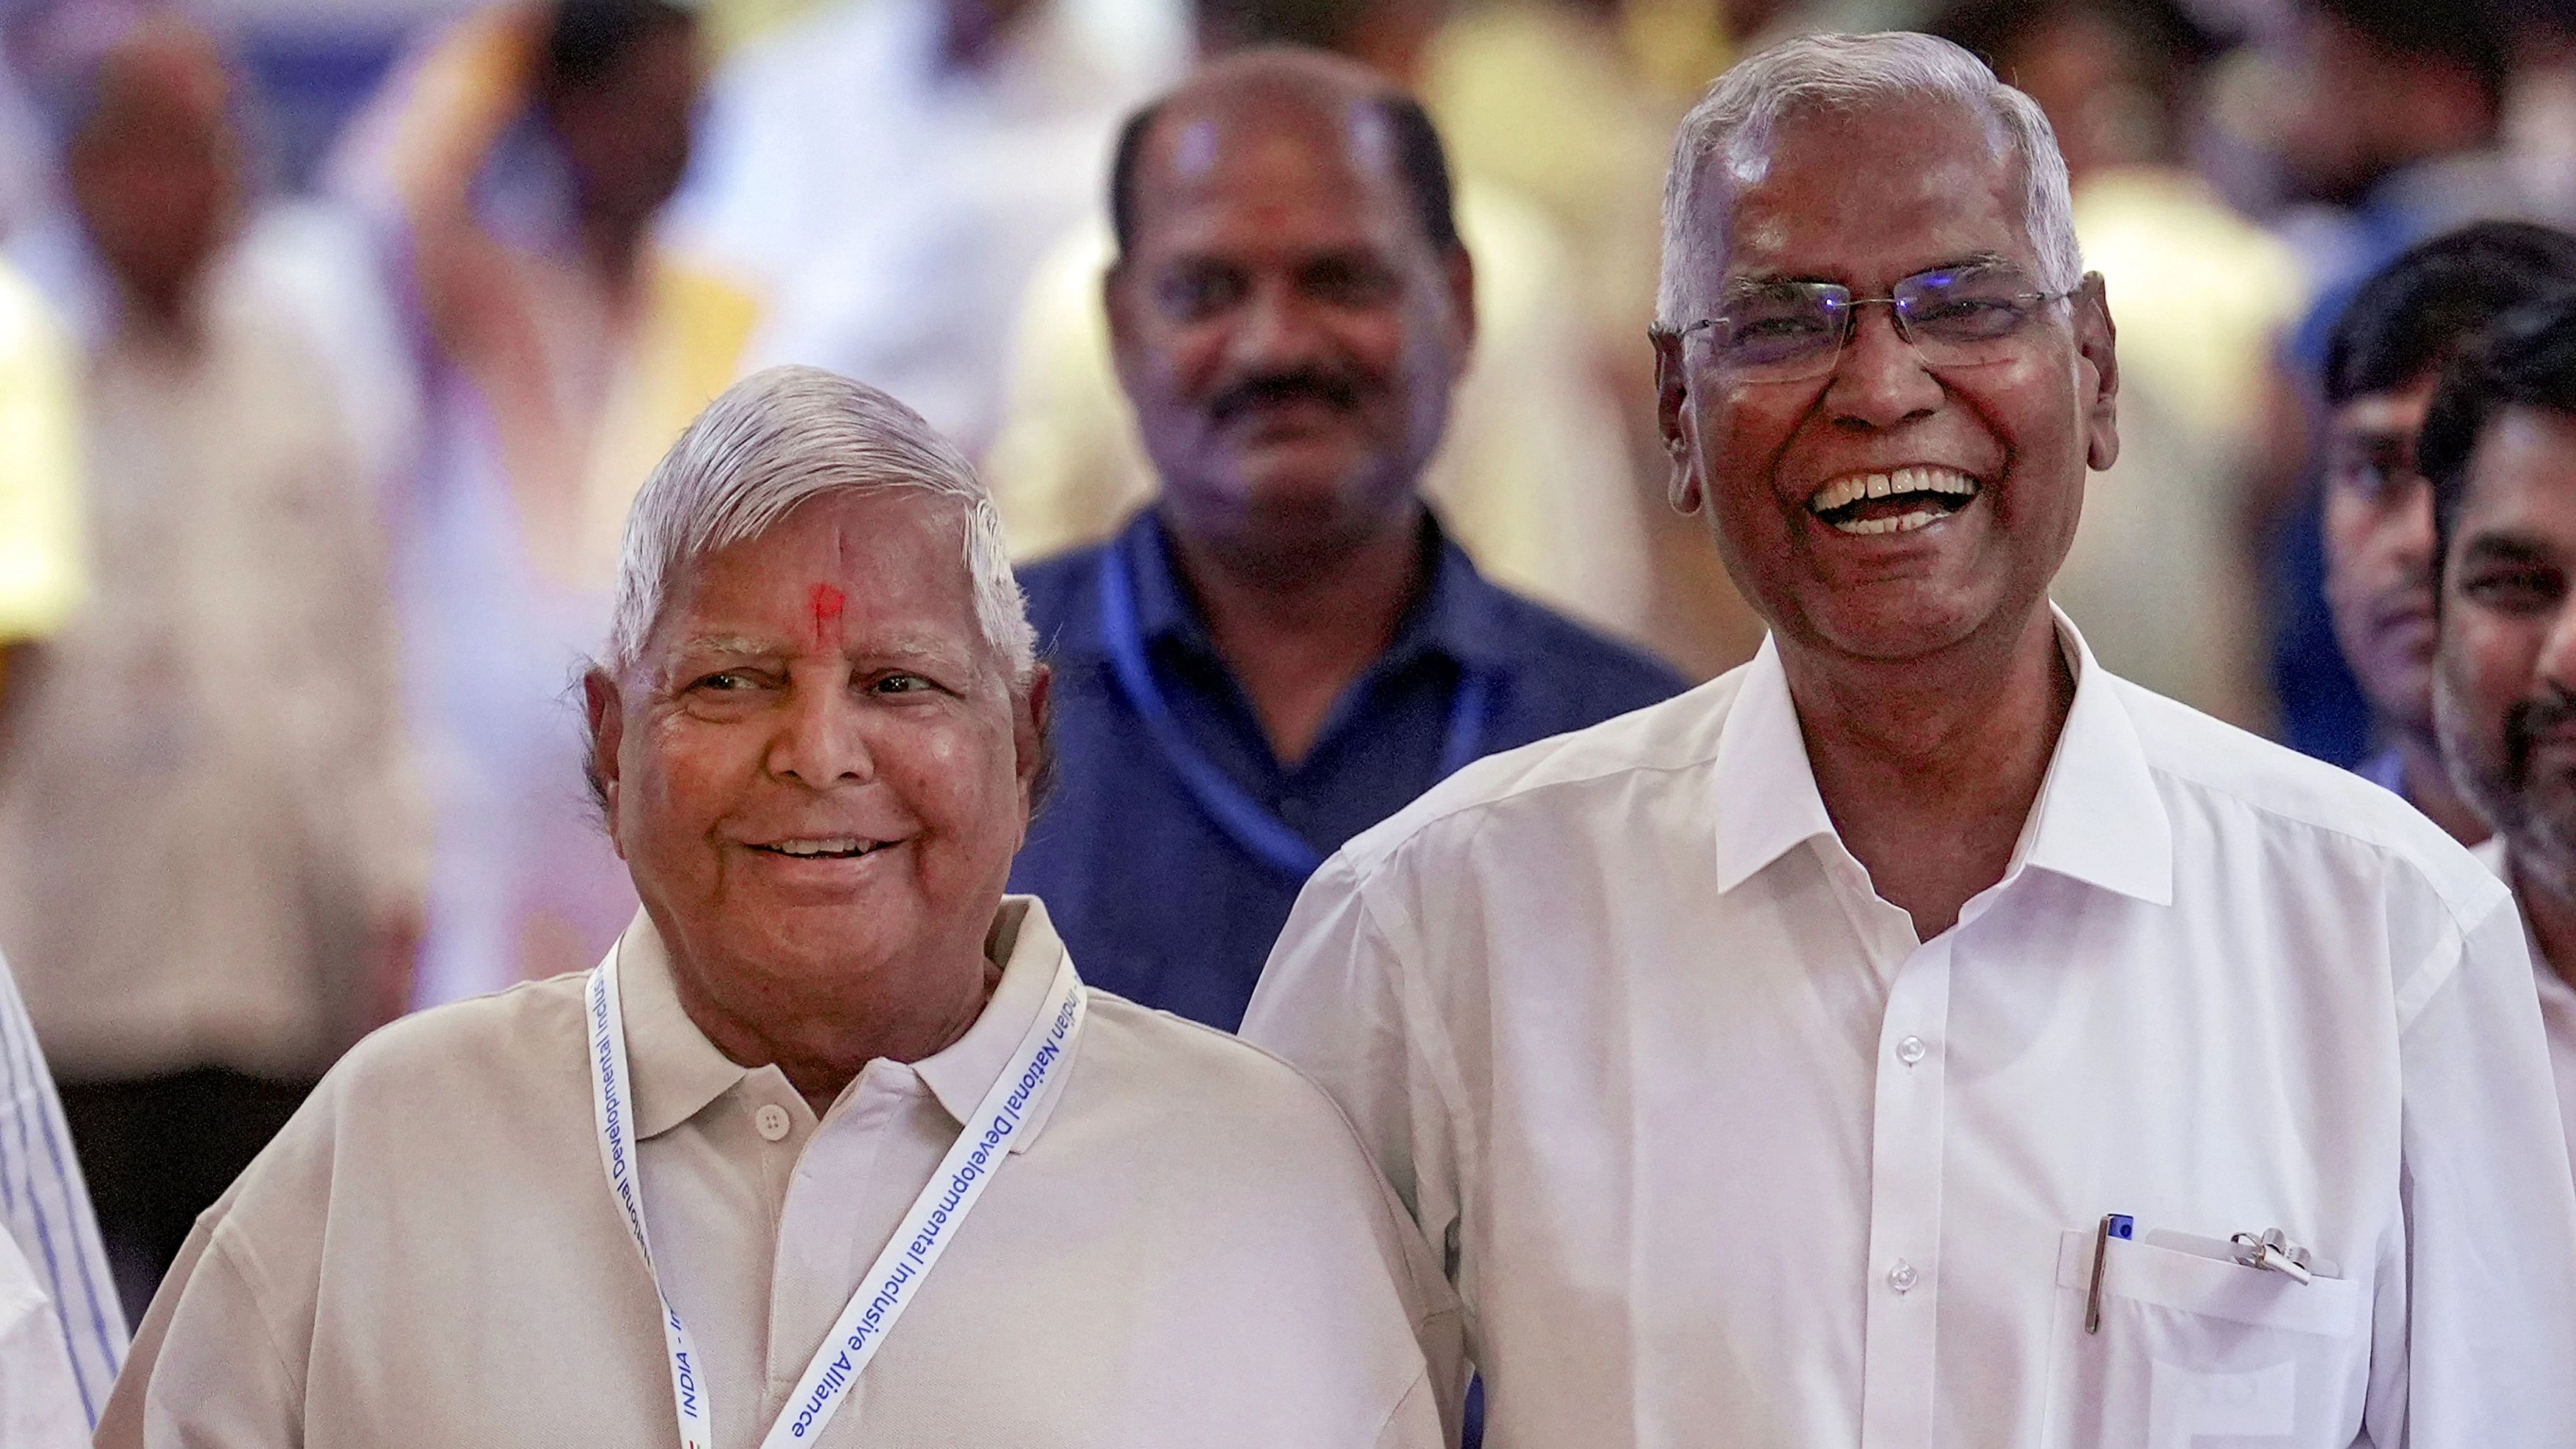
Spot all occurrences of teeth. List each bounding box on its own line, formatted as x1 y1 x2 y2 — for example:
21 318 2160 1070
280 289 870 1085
1829 510 1946 536
1809 467 1979 518
769 838 868 857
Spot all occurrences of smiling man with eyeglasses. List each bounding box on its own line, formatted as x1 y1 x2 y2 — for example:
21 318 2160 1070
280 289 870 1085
1245 30 2576 1448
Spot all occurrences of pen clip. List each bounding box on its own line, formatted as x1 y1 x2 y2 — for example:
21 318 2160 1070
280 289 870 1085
2084 1213 2131 1333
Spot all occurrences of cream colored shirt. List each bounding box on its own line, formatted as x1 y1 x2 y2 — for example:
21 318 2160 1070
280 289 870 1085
102 897 1461 1448
1247 613 2576 1448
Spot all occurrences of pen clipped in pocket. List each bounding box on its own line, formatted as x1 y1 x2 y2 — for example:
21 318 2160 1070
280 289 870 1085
2041 1225 2367 1448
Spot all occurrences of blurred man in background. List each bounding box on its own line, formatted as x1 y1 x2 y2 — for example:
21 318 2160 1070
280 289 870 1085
2319 221 2576 844
983 0 1702 668
2262 0 2564 767
0 246 124 1449
0 15 424 1321
2426 289 2576 1184
333 0 748 1005
1008 49 1682 1031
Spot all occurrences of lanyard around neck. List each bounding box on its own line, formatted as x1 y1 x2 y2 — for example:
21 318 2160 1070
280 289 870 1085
1096 539 1492 878
586 937 1087 1449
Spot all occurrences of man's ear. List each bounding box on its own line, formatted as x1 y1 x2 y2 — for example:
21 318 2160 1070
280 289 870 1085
1652 328 1705 515
2075 271 2120 473
582 667 627 856
1104 263 1143 399
1443 244 1478 355
1013 663 1054 847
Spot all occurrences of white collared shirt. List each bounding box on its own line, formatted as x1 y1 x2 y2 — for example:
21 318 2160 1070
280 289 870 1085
103 899 1461 1447
1245 615 2576 1448
2472 835 2576 1208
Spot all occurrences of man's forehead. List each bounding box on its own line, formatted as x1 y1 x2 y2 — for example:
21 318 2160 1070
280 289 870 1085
1133 88 1407 239
2333 389 2436 443
1702 100 2028 283
2460 409 2576 532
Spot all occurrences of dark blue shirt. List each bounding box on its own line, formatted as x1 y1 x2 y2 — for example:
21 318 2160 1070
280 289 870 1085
1010 510 1687 1029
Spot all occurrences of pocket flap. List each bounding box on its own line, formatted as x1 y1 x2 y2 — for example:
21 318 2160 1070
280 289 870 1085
2055 1229 2361 1338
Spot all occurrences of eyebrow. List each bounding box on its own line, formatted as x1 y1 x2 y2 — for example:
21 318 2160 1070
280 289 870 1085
662 630 981 677
1722 251 2017 293
669 633 783 659
2457 533 2560 570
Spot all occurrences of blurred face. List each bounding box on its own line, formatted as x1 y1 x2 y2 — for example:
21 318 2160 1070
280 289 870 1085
2324 375 2440 737
1652 101 2118 666
66 34 240 314
1108 88 1475 570
1999 10 2164 181
552 21 700 228
589 490 1045 1029
2435 408 2576 878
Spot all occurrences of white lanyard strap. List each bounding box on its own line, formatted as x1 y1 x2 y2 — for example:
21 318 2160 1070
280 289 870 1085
587 939 1087 1449
588 951 714 1449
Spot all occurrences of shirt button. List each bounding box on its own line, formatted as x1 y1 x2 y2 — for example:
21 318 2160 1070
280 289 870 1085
1888 1259 1918 1294
1895 1035 1927 1066
753 1103 793 1142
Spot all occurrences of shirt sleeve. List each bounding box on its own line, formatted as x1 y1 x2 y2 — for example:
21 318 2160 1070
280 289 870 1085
0 1229 91 1449
2368 892 2576 1445
94 1220 303 1449
0 953 125 1416
1245 852 1466 1288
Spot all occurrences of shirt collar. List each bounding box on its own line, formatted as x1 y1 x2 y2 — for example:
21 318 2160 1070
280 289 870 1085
1060 508 1517 676
910 895 1081 1153
613 897 1086 1150
610 913 754 1141
1710 606 2174 906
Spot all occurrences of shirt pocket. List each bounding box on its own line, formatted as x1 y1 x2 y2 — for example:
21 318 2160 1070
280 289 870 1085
2040 1227 2367 1448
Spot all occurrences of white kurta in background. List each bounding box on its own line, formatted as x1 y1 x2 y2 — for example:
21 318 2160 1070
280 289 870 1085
1247 612 2576 1448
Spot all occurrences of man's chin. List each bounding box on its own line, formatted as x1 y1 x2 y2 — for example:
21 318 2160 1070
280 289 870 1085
1782 583 2022 667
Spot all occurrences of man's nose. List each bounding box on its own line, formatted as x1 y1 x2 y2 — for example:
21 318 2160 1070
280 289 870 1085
2538 602 2576 696
1822 305 1943 430
2389 478 2438 576
764 681 877 788
1225 279 1329 372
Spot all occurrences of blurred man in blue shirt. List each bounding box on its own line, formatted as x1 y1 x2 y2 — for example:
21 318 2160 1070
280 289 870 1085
1010 48 1682 1030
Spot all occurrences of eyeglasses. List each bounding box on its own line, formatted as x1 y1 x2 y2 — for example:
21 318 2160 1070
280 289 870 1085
1661 265 2077 384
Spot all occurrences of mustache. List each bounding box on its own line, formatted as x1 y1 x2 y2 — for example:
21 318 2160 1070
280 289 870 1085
2505 683 2576 781
1206 367 1368 423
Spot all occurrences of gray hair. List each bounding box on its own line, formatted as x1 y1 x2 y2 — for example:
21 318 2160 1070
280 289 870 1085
605 366 1037 682
1656 31 2081 327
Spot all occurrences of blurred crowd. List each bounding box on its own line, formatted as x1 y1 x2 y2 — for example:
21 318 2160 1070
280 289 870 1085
1 0 2572 1321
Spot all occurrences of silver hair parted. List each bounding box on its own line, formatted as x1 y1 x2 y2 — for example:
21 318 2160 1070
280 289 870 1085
604 365 1037 682
1655 31 2084 329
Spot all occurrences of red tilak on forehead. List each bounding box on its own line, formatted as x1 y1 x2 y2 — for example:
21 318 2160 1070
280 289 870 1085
810 583 845 643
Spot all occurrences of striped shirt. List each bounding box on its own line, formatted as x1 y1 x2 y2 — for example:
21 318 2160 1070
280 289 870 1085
0 948 127 1432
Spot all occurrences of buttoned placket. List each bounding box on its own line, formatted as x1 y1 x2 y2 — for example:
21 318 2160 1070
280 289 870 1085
1816 848 1957 1448
764 1064 907 1432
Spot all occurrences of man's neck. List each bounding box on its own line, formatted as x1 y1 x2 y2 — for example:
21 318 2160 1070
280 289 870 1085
1781 607 2076 941
669 950 1000 1116
1161 507 1430 765
2393 730 2491 847
2513 848 2576 993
